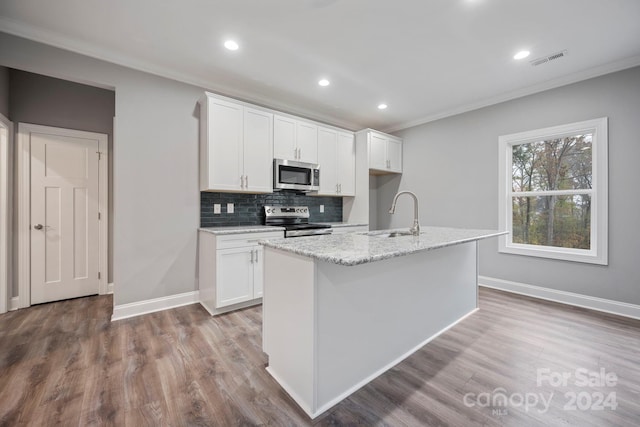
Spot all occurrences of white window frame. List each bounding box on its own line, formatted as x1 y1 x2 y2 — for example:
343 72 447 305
498 117 608 265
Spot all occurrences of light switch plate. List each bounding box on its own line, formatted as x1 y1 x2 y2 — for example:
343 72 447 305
227 203 234 214
320 205 325 213
214 204 221 214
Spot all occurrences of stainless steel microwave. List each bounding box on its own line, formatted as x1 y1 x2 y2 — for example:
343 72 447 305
273 159 320 192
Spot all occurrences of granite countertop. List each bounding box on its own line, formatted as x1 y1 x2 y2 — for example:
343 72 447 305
259 226 507 266
199 225 285 235
317 222 369 228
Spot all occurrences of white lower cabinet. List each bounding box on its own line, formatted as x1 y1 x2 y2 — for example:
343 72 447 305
199 230 283 315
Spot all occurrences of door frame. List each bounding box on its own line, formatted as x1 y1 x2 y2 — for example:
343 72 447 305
0 113 11 314
17 123 109 308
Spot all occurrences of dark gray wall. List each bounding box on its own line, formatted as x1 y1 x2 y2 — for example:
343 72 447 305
0 66 8 117
377 66 640 305
9 69 115 283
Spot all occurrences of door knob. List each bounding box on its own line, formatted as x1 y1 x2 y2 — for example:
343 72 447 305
34 224 43 230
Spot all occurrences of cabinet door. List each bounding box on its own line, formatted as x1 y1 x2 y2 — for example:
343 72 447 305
252 246 264 298
387 138 403 173
296 121 318 164
337 132 355 196
216 247 254 308
369 132 388 170
317 127 338 195
243 107 273 192
206 98 244 190
273 115 297 161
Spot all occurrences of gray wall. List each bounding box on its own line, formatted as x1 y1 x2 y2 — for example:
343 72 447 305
8 69 115 283
377 66 640 305
0 66 8 117
1 32 201 306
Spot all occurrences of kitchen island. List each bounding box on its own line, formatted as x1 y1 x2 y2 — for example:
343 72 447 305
260 227 505 418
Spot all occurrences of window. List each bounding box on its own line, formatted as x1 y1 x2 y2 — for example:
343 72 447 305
498 118 608 264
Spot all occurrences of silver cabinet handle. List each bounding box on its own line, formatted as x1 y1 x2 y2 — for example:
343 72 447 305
245 175 248 189
250 250 254 263
254 249 258 263
34 224 43 230
339 184 342 193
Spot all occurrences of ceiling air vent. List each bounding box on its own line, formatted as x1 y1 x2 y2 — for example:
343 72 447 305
530 50 568 67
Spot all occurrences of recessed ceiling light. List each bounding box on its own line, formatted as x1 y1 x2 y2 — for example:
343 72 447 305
318 79 330 87
224 40 239 51
378 103 388 110
513 50 530 60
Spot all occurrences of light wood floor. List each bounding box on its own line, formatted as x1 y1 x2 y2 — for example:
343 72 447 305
1 288 639 426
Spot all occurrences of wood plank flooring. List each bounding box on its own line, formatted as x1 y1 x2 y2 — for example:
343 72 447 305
1 288 639 426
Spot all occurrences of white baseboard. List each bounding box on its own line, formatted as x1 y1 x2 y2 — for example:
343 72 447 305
111 290 200 321
479 276 640 320
9 296 19 311
107 282 114 294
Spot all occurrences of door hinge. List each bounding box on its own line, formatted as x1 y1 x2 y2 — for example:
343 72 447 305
98 272 101 279
98 212 101 220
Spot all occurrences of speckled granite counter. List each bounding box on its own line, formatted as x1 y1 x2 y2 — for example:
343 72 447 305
259 226 506 266
199 225 284 235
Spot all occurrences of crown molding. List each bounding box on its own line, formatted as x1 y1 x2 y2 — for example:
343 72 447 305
0 17 362 131
382 55 640 134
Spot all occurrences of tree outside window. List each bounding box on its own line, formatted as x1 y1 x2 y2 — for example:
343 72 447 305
498 118 608 265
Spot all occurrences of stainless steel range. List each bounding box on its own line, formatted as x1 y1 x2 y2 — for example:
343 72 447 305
264 206 333 238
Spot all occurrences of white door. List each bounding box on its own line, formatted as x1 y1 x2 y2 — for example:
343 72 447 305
387 138 403 173
207 98 244 191
243 107 273 193
217 247 254 308
30 130 100 304
317 127 338 195
369 132 388 170
273 115 297 160
252 246 264 298
337 132 356 196
296 121 318 163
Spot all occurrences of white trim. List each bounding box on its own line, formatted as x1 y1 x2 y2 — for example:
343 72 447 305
111 291 200 321
479 276 640 321
17 123 110 309
107 282 114 294
0 113 11 314
498 117 608 265
383 55 640 133
0 17 359 132
9 297 19 311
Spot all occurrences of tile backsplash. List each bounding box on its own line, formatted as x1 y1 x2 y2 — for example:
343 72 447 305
201 192 343 227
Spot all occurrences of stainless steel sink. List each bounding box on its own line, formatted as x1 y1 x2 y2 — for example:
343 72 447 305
368 231 414 238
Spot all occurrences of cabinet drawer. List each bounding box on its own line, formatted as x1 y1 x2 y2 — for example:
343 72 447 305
216 231 284 249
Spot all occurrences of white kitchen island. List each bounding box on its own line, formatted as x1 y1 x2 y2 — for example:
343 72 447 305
259 227 505 419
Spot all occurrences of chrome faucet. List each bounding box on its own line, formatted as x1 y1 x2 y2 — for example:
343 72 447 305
389 191 421 236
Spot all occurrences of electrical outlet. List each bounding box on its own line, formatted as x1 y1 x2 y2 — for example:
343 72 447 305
227 203 234 214
214 204 221 214
320 205 325 213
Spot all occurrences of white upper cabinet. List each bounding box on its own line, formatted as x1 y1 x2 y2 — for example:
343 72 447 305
317 126 355 196
200 93 273 193
273 115 297 160
243 107 273 192
366 129 403 174
274 114 318 164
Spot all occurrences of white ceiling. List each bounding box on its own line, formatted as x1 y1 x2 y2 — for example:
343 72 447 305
1 0 640 132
